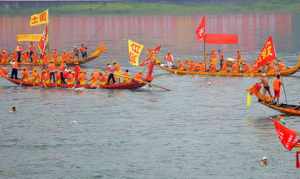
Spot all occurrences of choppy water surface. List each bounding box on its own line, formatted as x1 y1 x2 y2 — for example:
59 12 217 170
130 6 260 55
1 13 300 178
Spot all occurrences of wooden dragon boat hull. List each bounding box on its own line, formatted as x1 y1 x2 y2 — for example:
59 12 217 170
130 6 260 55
255 92 300 116
1 76 147 90
159 57 300 77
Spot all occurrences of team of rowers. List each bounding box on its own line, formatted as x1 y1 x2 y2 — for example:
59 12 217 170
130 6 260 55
1 61 146 88
163 49 287 73
0 42 88 65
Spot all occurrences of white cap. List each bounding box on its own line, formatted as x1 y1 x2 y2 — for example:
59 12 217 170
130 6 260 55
262 156 267 160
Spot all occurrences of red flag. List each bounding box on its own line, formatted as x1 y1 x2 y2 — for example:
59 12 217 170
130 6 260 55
273 120 298 151
153 45 161 54
204 34 239 44
254 36 276 68
39 25 48 56
195 16 206 41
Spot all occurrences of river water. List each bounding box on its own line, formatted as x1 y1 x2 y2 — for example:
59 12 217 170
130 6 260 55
0 13 300 178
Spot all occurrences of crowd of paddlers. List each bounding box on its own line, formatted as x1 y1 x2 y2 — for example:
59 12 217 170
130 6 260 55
0 61 146 88
163 49 287 73
0 42 88 65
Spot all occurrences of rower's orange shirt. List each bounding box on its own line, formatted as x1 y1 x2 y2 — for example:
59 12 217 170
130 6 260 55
32 71 40 82
242 64 250 73
42 55 48 65
134 73 143 81
232 63 239 73
22 53 29 63
221 63 227 72
210 64 217 72
178 63 185 71
278 62 286 71
48 63 56 72
273 79 281 91
1 52 8 64
22 70 29 80
41 71 50 81
199 63 206 72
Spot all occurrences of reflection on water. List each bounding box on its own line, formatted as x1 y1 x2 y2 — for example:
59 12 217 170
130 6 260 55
0 13 297 64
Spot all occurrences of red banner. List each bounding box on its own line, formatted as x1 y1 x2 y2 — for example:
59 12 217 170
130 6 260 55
204 34 239 44
254 36 276 68
273 120 298 151
195 16 206 41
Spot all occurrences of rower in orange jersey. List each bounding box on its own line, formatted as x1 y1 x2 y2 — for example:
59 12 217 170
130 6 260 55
21 68 29 83
199 62 206 72
29 42 36 63
134 72 143 81
177 61 185 71
61 51 68 64
236 49 242 66
209 49 218 72
113 62 122 83
59 62 66 84
32 53 39 65
273 74 282 104
221 61 227 72
66 71 75 87
41 69 50 87
122 69 131 83
278 60 286 72
42 54 49 65
52 49 59 65
231 62 239 73
99 72 107 86
78 70 86 86
188 61 195 72
242 63 250 73
22 52 29 63
74 62 81 83
267 62 276 74
31 68 40 86
90 69 100 88
0 49 8 64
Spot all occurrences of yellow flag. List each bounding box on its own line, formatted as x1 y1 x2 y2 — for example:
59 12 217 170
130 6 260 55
128 40 144 66
16 34 43 42
30 9 49 26
246 92 252 109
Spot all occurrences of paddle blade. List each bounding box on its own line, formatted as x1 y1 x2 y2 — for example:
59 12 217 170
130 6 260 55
246 92 252 109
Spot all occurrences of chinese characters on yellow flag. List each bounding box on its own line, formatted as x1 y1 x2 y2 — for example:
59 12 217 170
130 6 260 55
128 40 144 66
29 9 49 26
16 34 43 42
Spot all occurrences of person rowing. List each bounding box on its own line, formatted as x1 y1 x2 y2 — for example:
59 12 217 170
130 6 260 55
79 43 88 60
10 58 19 79
29 42 36 63
273 74 282 104
164 52 174 68
48 61 56 84
21 68 29 83
0 49 8 64
261 73 272 97
15 43 23 63
31 68 40 86
122 69 131 83
106 63 116 84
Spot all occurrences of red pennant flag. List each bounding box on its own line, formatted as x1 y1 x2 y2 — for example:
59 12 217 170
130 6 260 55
195 16 206 41
273 120 298 151
153 45 161 54
204 34 239 44
254 36 276 69
39 25 48 56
